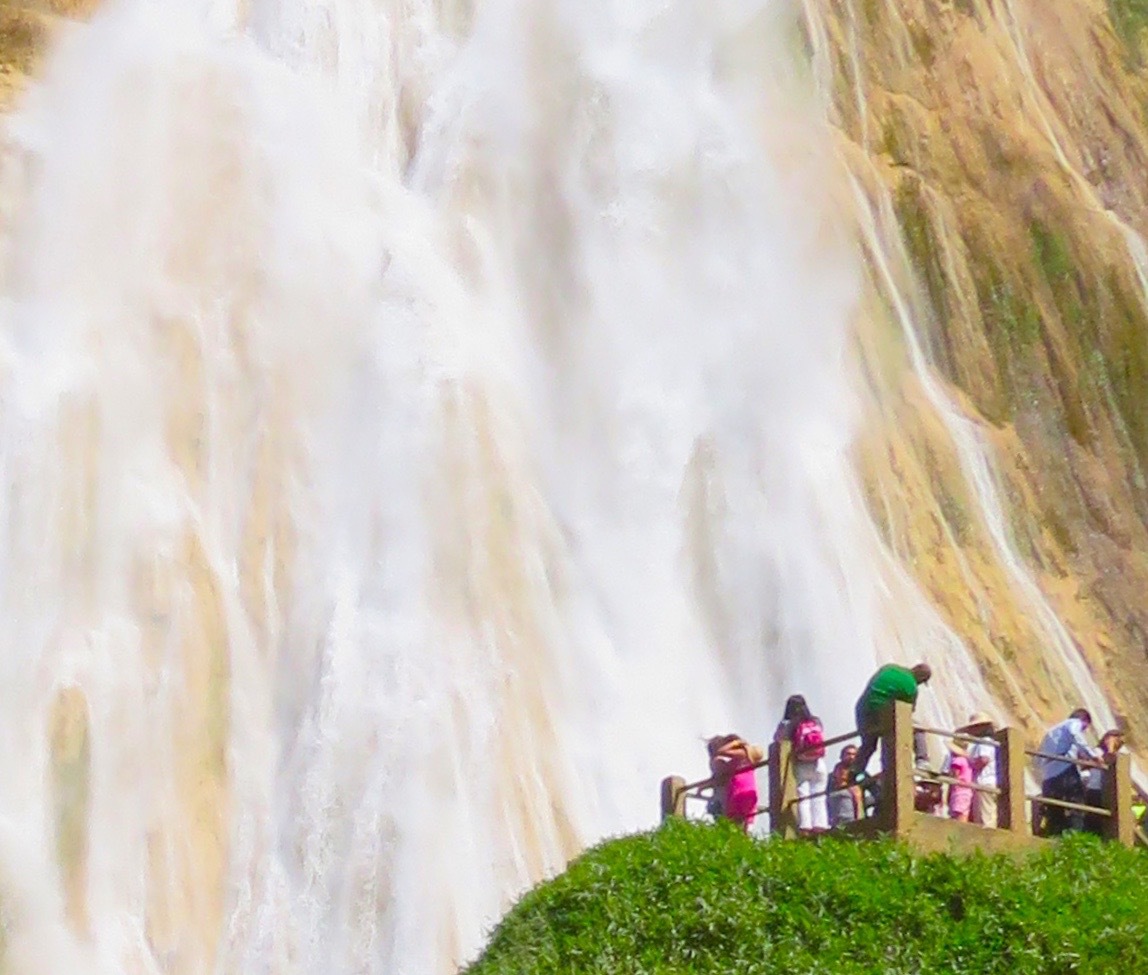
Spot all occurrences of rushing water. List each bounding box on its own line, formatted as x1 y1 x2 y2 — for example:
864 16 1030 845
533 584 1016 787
0 0 908 972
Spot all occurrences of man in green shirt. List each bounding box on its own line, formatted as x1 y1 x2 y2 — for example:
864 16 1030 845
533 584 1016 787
849 662 932 779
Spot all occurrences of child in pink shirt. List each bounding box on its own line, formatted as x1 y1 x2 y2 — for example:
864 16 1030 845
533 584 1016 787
945 743 974 821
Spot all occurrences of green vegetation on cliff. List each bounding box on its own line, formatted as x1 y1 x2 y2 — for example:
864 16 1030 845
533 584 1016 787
1109 0 1148 64
466 821 1147 975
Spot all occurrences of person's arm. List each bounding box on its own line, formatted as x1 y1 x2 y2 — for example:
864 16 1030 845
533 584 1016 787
1068 724 1102 766
710 754 733 784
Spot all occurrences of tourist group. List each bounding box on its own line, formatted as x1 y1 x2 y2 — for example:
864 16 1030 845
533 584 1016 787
706 662 1129 836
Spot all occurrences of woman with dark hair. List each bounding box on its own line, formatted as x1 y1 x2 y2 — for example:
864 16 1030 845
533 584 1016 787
773 694 828 834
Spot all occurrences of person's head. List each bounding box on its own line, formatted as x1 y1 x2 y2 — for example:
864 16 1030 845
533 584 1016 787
1100 730 1125 753
706 735 731 758
960 711 994 736
783 694 810 722
840 744 858 766
1070 708 1092 729
831 763 852 788
911 663 932 685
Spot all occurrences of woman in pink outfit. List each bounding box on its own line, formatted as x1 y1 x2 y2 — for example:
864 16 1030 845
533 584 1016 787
708 734 763 831
944 742 974 822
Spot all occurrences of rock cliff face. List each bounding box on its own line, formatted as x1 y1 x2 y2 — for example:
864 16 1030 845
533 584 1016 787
809 0 1148 749
0 1 96 106
0 0 1145 765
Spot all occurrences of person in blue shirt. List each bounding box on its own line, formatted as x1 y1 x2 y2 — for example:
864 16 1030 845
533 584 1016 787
1035 708 1098 836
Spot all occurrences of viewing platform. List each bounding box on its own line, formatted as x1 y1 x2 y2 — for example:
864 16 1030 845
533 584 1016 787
660 701 1137 855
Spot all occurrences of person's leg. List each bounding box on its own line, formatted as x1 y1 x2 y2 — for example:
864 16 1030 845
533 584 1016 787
1064 768 1086 832
725 789 757 832
851 707 880 779
976 792 998 829
1042 767 1075 836
796 764 814 832
811 759 829 831
1083 789 1105 835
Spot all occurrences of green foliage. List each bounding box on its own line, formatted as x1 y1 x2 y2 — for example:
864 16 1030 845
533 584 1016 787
467 822 1148 975
1029 221 1075 292
1101 269 1148 466
894 178 948 322
1109 0 1148 67
1029 219 1088 338
971 258 1042 417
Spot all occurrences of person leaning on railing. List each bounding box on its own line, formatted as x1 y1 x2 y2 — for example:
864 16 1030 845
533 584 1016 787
1083 729 1125 835
849 662 933 781
1035 708 1098 837
706 734 764 832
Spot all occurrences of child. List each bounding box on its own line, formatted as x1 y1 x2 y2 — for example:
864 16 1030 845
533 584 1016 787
827 760 862 827
944 742 973 822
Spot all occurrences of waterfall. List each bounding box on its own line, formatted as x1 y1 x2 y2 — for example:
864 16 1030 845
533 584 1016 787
0 0 904 971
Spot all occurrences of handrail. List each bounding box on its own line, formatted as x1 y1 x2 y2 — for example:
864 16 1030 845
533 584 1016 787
913 724 999 748
1026 794 1110 817
787 784 853 807
1024 747 1105 770
679 753 771 794
914 771 1002 797
817 729 861 751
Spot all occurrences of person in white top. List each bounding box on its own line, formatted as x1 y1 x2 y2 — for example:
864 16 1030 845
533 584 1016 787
958 712 998 829
773 694 829 834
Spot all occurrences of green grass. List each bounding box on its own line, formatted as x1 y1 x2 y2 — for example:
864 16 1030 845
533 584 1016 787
1109 0 1148 66
466 820 1148 975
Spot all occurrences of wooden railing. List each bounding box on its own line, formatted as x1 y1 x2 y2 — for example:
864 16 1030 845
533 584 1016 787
660 701 1137 851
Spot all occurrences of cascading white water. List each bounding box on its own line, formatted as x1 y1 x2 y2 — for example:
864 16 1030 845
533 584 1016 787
0 0 913 972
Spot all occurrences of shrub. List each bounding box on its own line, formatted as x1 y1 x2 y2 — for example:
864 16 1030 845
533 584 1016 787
466 820 1148 975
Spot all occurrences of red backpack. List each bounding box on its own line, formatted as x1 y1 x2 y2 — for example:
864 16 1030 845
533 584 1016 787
793 718 826 759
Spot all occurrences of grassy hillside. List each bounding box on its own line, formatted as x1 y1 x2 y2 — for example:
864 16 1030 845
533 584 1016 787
466 821 1147 975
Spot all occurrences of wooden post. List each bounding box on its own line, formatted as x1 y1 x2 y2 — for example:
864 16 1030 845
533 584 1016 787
661 775 686 821
1103 752 1134 847
769 739 798 838
994 726 1027 834
878 700 916 834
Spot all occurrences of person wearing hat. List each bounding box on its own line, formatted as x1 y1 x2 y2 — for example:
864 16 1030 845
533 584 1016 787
959 712 998 828
942 739 974 821
706 734 764 832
